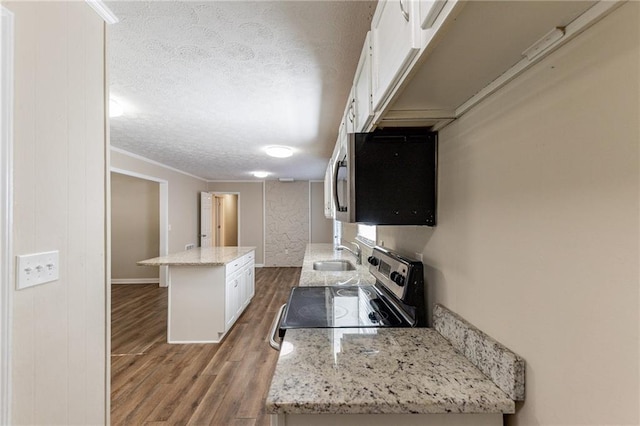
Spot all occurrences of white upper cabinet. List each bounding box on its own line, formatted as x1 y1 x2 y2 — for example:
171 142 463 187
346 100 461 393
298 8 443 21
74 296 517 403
324 161 333 219
419 0 447 29
343 88 357 135
374 1 610 128
353 31 374 132
332 1 608 151
371 0 421 111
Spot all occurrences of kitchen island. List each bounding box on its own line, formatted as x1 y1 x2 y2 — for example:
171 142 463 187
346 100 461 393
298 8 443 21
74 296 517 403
138 246 255 343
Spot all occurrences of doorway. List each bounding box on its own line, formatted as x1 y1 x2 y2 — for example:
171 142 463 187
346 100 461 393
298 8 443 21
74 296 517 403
200 192 239 248
111 168 168 287
111 172 161 284
213 193 238 247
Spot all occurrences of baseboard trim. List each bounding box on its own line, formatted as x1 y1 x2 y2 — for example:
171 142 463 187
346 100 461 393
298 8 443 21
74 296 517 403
111 278 160 285
255 263 264 268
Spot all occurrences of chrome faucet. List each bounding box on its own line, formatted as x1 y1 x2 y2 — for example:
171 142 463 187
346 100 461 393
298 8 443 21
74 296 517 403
337 241 361 265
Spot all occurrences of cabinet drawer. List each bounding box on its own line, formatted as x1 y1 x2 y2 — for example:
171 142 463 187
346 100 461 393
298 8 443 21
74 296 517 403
226 258 243 277
242 251 255 266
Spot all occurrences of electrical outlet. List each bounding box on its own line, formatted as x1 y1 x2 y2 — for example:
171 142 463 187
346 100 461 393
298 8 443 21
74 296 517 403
185 243 195 250
16 250 60 290
414 252 424 262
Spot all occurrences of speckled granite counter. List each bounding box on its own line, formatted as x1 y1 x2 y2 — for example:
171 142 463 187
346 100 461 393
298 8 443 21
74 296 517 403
137 246 255 266
266 327 515 415
266 244 523 422
299 243 375 287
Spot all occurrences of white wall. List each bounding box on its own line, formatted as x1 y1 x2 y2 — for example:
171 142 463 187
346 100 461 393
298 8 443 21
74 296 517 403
378 3 639 424
111 149 208 255
8 2 107 424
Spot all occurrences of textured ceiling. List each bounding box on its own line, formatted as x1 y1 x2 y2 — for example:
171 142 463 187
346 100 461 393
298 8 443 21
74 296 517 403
107 1 375 180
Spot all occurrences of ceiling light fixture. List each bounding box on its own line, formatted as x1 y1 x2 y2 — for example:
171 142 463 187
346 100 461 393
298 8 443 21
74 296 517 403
265 145 293 158
252 171 269 178
109 99 124 118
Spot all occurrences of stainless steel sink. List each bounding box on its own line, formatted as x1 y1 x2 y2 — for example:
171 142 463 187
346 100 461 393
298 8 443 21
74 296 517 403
313 260 356 271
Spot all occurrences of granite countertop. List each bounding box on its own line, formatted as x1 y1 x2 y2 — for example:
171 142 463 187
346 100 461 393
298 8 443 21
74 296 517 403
266 327 515 415
265 244 523 416
299 243 376 287
137 246 255 266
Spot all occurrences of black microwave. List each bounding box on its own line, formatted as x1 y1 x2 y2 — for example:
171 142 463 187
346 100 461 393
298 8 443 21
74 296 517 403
333 128 437 226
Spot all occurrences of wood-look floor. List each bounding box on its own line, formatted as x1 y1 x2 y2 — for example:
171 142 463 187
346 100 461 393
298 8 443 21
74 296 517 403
110 267 298 425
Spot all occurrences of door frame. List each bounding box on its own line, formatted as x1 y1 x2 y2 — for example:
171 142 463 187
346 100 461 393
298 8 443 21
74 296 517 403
0 6 14 423
110 168 169 287
213 195 224 246
210 192 241 246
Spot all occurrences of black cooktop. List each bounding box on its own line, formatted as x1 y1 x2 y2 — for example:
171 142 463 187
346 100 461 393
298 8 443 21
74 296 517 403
279 285 408 335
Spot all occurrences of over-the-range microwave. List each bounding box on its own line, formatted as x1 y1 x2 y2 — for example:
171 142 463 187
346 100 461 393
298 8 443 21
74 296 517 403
333 128 437 226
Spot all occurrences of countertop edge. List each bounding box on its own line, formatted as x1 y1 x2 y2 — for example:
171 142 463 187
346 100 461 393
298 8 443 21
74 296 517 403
137 246 256 266
265 399 516 415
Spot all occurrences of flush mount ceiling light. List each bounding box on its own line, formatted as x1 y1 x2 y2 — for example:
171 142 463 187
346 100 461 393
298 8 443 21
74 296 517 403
109 98 124 118
265 145 293 158
252 171 269 178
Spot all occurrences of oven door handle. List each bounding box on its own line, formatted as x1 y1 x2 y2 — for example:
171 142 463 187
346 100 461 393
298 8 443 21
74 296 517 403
269 303 287 351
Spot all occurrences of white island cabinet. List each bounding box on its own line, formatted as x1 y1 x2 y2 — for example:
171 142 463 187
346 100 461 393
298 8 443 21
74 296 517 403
138 247 255 344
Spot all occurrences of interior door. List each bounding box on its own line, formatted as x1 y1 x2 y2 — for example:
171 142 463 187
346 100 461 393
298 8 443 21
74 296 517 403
200 192 213 247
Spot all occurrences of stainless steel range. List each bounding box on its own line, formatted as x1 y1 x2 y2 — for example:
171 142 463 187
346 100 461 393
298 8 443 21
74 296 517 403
269 246 426 350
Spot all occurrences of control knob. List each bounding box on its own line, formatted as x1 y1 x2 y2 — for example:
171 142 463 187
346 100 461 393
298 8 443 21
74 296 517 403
367 256 379 266
390 271 405 286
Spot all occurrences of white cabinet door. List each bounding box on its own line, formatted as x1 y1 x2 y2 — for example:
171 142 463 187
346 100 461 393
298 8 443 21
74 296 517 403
419 0 447 29
353 32 373 132
225 270 242 330
324 162 333 219
344 89 356 135
224 274 235 329
246 264 254 300
371 0 421 110
337 119 348 154
237 267 247 315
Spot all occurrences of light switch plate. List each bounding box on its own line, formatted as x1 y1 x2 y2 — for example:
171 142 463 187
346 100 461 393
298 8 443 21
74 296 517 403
16 250 60 290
